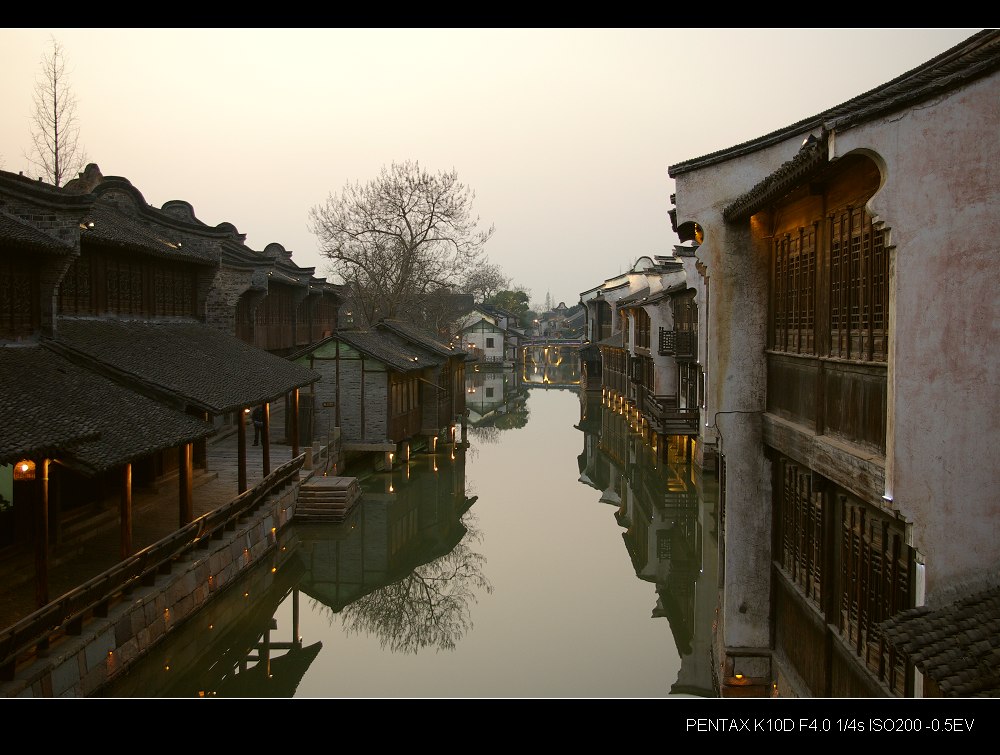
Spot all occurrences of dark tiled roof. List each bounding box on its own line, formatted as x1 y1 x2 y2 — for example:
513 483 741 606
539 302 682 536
379 319 466 358
670 29 1000 177
879 584 1000 697
617 286 652 307
82 205 216 264
596 331 625 349
1 345 212 471
50 318 320 414
0 346 99 464
723 137 829 222
0 208 76 254
335 329 438 372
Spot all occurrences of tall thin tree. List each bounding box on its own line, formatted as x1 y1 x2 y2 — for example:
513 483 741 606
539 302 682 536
25 37 86 187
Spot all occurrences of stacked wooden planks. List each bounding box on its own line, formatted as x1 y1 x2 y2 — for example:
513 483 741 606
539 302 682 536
294 476 362 523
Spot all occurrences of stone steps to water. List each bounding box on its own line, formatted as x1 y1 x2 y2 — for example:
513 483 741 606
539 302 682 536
295 476 362 523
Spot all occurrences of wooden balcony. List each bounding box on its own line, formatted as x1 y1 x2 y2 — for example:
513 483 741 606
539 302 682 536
658 328 697 361
640 388 699 436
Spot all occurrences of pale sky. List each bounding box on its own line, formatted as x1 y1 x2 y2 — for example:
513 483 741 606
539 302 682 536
0 27 982 308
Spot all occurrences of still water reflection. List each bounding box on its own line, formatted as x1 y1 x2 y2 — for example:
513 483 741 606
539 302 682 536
101 349 719 698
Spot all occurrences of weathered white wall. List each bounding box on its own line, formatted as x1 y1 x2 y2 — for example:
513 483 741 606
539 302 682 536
835 73 1000 601
672 139 795 667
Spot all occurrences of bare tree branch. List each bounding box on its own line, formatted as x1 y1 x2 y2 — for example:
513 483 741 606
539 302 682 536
309 160 495 327
24 37 87 187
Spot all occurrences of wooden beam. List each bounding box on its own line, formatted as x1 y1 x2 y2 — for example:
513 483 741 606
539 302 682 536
179 443 193 526
34 460 50 609
120 462 133 559
290 388 300 458
262 402 271 477
238 409 248 494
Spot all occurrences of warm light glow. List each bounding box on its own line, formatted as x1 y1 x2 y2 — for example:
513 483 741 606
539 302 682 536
244 407 251 414
13 459 36 480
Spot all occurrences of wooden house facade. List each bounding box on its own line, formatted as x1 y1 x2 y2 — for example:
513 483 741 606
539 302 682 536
668 29 1000 697
293 321 467 459
0 164 322 611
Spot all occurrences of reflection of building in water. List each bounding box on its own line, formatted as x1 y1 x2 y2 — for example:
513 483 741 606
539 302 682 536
466 366 525 425
521 345 581 389
294 447 484 654
98 539 318 698
577 394 719 697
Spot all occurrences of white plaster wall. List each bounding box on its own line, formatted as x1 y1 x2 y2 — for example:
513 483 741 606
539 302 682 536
672 140 794 653
833 73 1000 598
463 325 504 362
648 301 676 396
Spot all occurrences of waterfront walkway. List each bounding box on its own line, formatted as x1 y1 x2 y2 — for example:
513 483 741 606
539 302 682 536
0 409 329 634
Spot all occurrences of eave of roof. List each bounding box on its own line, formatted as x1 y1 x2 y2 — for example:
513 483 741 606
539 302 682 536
48 317 320 414
879 583 1000 697
0 208 77 254
669 29 1000 178
379 319 467 357
0 344 213 471
334 329 438 372
0 345 100 464
82 205 217 264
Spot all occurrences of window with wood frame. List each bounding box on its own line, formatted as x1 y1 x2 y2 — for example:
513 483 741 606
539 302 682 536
776 458 824 608
57 251 197 317
635 307 650 349
829 207 888 361
773 224 817 354
0 259 39 338
839 494 912 696
769 154 887 363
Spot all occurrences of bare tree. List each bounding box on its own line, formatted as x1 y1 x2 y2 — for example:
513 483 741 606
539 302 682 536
336 522 492 653
460 263 510 303
25 37 87 187
309 160 495 326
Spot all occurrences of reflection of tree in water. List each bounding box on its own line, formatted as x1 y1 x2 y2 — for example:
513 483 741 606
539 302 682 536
336 518 493 653
468 401 529 444
468 424 501 444
495 407 528 430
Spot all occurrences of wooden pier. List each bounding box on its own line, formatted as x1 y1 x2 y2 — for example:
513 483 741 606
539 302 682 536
294 477 362 523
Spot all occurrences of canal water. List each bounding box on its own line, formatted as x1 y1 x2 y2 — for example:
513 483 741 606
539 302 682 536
100 348 720 699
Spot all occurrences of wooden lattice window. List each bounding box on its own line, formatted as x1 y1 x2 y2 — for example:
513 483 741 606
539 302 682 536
635 308 650 349
772 224 817 354
829 207 888 361
0 261 38 338
778 461 824 607
57 256 92 315
839 495 912 696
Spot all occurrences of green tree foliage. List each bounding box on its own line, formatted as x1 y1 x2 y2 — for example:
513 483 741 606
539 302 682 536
486 289 529 316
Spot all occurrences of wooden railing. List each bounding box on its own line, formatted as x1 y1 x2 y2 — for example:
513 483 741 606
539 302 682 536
0 453 305 682
640 388 699 436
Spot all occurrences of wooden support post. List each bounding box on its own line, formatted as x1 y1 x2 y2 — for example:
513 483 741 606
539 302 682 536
179 443 193 526
290 388 300 459
34 460 50 609
120 462 133 559
238 408 248 494
262 402 271 477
